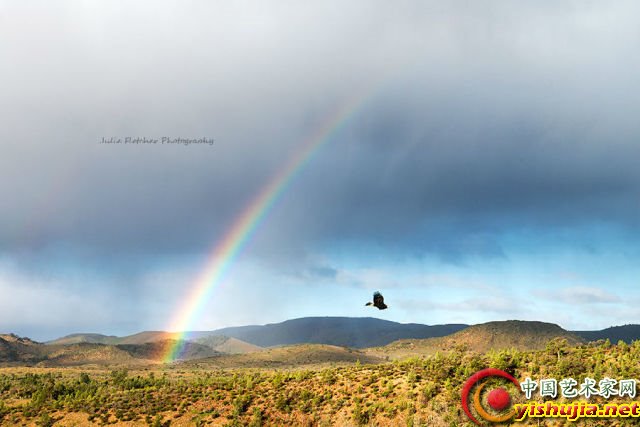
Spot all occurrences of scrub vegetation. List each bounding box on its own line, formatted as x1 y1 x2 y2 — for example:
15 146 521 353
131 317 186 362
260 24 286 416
0 338 637 426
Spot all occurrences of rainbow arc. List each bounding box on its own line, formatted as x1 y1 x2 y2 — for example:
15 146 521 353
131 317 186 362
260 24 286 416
162 90 375 362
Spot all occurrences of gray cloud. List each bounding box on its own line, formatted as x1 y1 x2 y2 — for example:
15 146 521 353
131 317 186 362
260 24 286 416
1 1 639 266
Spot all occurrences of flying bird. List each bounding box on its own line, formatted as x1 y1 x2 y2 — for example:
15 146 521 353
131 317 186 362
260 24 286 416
365 291 388 310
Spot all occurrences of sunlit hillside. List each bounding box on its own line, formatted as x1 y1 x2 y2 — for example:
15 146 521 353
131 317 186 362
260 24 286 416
1 338 637 426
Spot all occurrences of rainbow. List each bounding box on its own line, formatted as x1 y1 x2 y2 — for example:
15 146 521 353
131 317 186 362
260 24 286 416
163 91 372 362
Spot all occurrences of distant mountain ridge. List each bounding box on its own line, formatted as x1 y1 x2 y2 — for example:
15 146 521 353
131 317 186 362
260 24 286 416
5 318 640 367
573 325 640 344
49 317 468 349
209 317 469 348
46 317 640 349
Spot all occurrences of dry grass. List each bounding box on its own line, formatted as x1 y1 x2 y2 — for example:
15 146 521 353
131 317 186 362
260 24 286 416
1 339 637 426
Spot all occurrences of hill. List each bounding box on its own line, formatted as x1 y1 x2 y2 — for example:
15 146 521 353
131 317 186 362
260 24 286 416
1 335 219 366
117 339 221 360
192 335 263 354
184 343 384 369
209 317 469 348
47 331 180 346
0 334 46 364
447 320 584 351
0 335 137 366
43 343 137 366
46 333 120 345
367 320 585 359
116 331 182 345
48 331 261 354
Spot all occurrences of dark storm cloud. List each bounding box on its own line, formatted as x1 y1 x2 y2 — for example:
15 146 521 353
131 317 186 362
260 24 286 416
1 1 639 266
256 89 640 262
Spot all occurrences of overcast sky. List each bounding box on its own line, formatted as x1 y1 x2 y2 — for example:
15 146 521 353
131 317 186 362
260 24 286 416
1 1 639 340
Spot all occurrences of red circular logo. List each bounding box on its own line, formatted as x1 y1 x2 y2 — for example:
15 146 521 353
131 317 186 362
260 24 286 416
461 368 520 425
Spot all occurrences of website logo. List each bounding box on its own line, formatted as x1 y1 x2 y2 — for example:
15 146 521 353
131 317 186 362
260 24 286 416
461 368 521 425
